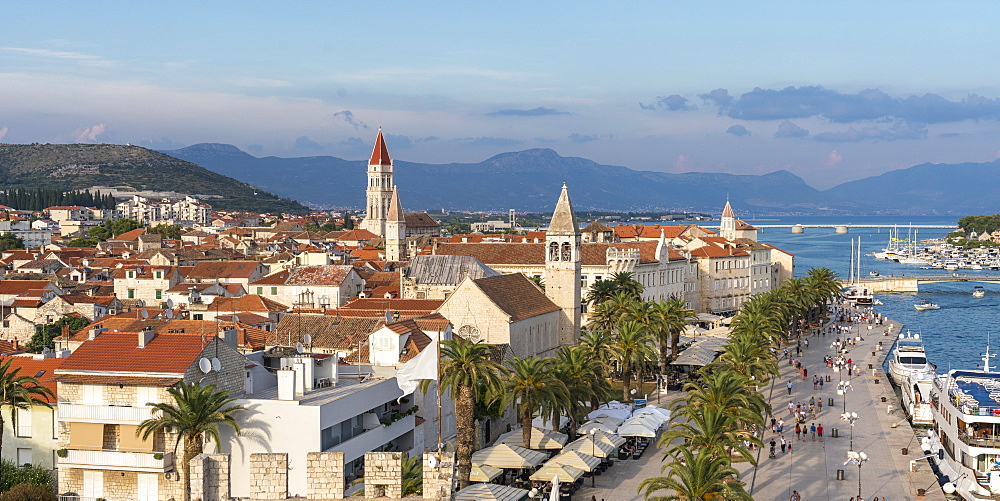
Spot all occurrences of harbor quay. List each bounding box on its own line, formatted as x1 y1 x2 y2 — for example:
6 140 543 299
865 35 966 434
739 309 946 500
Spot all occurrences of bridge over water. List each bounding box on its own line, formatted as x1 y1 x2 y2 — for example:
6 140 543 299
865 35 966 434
703 224 957 234
854 275 1000 292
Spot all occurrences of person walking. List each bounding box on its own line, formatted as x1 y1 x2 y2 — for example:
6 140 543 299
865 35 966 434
817 423 824 442
780 436 787 454
810 423 817 441
795 423 802 441
789 490 801 501
787 380 794 395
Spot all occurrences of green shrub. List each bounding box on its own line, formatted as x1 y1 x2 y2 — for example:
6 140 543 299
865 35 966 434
0 483 55 501
0 459 54 494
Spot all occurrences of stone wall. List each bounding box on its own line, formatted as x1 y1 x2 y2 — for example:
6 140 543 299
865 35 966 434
191 453 230 501
421 453 455 500
250 452 288 500
306 451 345 499
182 337 246 397
363 452 402 499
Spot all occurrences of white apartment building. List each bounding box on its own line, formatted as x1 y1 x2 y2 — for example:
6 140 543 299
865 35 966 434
116 195 211 225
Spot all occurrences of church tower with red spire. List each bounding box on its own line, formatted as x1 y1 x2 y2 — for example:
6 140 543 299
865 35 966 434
361 128 394 237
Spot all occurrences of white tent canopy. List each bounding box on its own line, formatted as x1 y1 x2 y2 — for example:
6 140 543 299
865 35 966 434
529 463 585 482
590 414 625 427
496 427 568 450
589 429 626 448
616 420 657 438
547 450 602 472
624 414 661 430
577 421 617 435
455 483 529 501
632 408 668 427
472 444 548 469
469 463 504 483
587 407 630 422
563 436 616 458
532 415 570 430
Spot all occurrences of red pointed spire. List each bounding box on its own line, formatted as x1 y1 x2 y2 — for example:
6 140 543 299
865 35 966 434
369 127 392 166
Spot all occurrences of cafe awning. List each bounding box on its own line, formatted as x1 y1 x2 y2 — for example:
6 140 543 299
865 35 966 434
471 444 548 469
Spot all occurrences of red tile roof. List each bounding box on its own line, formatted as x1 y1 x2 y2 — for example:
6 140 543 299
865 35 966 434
0 280 54 295
343 298 444 312
471 274 560 321
186 260 263 279
109 228 146 241
0 357 63 401
369 128 392 166
56 331 209 374
208 295 289 312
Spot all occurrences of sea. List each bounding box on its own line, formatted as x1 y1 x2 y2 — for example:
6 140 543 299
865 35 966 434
707 215 994 372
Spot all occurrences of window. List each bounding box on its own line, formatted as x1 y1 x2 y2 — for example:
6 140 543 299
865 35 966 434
82 384 102 405
154 271 162 279
256 287 263 295
127 270 135 279
137 473 158 501
16 408 31 437
16 448 32 466
271 287 277 295
193 314 203 320
83 470 103 499
137 386 158 407
127 289 135 299
155 290 162 300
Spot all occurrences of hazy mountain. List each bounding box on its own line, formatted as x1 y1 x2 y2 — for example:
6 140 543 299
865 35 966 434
162 143 997 215
0 144 309 213
163 145 833 212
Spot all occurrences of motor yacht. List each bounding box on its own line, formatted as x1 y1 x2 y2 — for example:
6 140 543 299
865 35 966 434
914 301 941 311
888 332 932 384
974 286 986 298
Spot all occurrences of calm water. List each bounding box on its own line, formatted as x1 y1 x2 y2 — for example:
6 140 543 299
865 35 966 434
747 215 996 371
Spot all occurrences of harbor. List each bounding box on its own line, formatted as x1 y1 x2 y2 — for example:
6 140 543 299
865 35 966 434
738 308 945 500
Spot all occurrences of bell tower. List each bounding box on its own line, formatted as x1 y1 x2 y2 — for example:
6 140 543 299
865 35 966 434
361 128 394 237
545 183 582 345
720 199 736 241
385 186 407 262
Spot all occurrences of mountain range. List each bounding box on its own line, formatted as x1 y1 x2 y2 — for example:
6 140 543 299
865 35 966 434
163 144 1000 215
0 144 309 213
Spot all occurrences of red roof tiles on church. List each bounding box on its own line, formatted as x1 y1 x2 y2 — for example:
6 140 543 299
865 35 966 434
369 128 392 166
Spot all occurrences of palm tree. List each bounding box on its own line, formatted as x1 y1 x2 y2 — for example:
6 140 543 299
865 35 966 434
712 334 778 383
528 275 545 291
586 279 619 306
438 340 504 490
659 405 760 465
0 358 54 457
400 453 423 496
638 447 751 500
656 298 694 361
611 320 657 401
500 357 568 447
137 382 245 501
552 346 613 436
611 271 644 300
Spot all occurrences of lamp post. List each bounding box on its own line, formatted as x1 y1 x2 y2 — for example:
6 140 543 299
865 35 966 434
840 411 859 451
846 450 869 499
589 428 598 487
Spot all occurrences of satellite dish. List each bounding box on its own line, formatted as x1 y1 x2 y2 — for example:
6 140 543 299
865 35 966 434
165 310 174 319
295 342 304 354
427 455 438 469
385 311 393 323
41 347 51 355
166 298 174 308
198 358 212 374
211 357 222 372
231 314 239 324
303 334 312 346
141 309 149 319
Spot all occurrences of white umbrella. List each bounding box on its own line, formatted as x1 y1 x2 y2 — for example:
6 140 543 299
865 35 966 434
549 475 559 501
616 420 656 438
587 407 630 421
625 414 661 430
578 421 616 435
632 408 668 426
590 429 627 448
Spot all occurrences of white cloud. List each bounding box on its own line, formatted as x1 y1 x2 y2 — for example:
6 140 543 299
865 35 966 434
824 150 843 167
1 47 113 67
674 154 692 170
0 127 8 141
75 124 107 142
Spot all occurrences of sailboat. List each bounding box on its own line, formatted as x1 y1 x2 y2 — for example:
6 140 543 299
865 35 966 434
842 237 874 305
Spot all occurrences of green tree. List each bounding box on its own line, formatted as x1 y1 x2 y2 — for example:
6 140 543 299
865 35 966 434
0 479 55 500
655 298 694 361
64 237 99 248
552 346 612 436
610 271 644 300
438 340 504 490
638 447 751 500
499 357 568 447
28 316 91 352
445 222 469 235
137 382 245 501
400 453 423 496
0 233 24 252
611 320 657 401
343 216 355 230
149 223 183 240
0 359 54 459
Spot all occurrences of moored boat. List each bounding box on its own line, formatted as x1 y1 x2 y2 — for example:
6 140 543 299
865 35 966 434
888 332 932 384
914 301 940 311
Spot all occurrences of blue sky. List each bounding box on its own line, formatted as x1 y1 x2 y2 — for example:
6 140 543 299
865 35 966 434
3 2 1000 188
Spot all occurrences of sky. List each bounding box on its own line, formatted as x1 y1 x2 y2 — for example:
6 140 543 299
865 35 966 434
4 2 1000 189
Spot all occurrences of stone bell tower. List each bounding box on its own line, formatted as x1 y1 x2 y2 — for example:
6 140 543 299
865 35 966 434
545 183 582 345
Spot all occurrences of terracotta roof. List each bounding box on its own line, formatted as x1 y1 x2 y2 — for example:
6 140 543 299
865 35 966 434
0 280 54 295
471 274 560 321
272 314 384 349
0 340 24 355
209 295 289 312
218 312 271 325
56 331 210 373
722 200 735 219
368 285 399 298
339 229 379 241
363 271 398 288
186 260 263 279
403 212 439 228
343 298 444 312
109 228 146 241
0 357 63 401
734 219 757 230
369 128 392 166
285 265 355 286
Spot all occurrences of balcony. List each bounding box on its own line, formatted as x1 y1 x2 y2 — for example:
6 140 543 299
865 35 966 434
60 450 174 472
59 404 156 424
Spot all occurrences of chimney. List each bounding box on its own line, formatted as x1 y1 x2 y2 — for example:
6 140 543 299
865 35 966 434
292 362 306 395
88 327 106 340
277 368 296 401
138 328 155 348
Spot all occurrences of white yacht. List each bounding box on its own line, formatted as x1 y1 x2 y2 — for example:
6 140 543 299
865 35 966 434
888 332 932 384
914 301 941 311
900 370 937 426
926 344 1000 499
974 286 986 298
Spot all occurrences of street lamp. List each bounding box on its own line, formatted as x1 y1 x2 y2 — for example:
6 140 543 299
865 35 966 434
845 450 869 499
589 428 598 487
840 411 859 451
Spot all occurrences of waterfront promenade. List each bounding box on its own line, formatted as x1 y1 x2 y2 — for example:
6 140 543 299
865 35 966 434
741 312 946 500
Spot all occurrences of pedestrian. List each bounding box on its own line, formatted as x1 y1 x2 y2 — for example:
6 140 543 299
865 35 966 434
810 423 816 441
795 423 802 441
817 423 824 442
818 398 823 413
790 490 801 501
771 417 777 432
819 377 824 390
813 376 818 390
803 367 808 378
780 436 787 453
787 380 793 395
788 402 794 416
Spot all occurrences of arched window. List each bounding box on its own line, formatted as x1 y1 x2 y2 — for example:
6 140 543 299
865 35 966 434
561 242 572 261
549 242 560 261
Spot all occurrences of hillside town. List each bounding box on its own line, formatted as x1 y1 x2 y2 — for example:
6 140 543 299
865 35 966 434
0 130 796 501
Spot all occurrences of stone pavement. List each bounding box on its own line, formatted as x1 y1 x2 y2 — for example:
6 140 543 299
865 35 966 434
738 310 946 501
